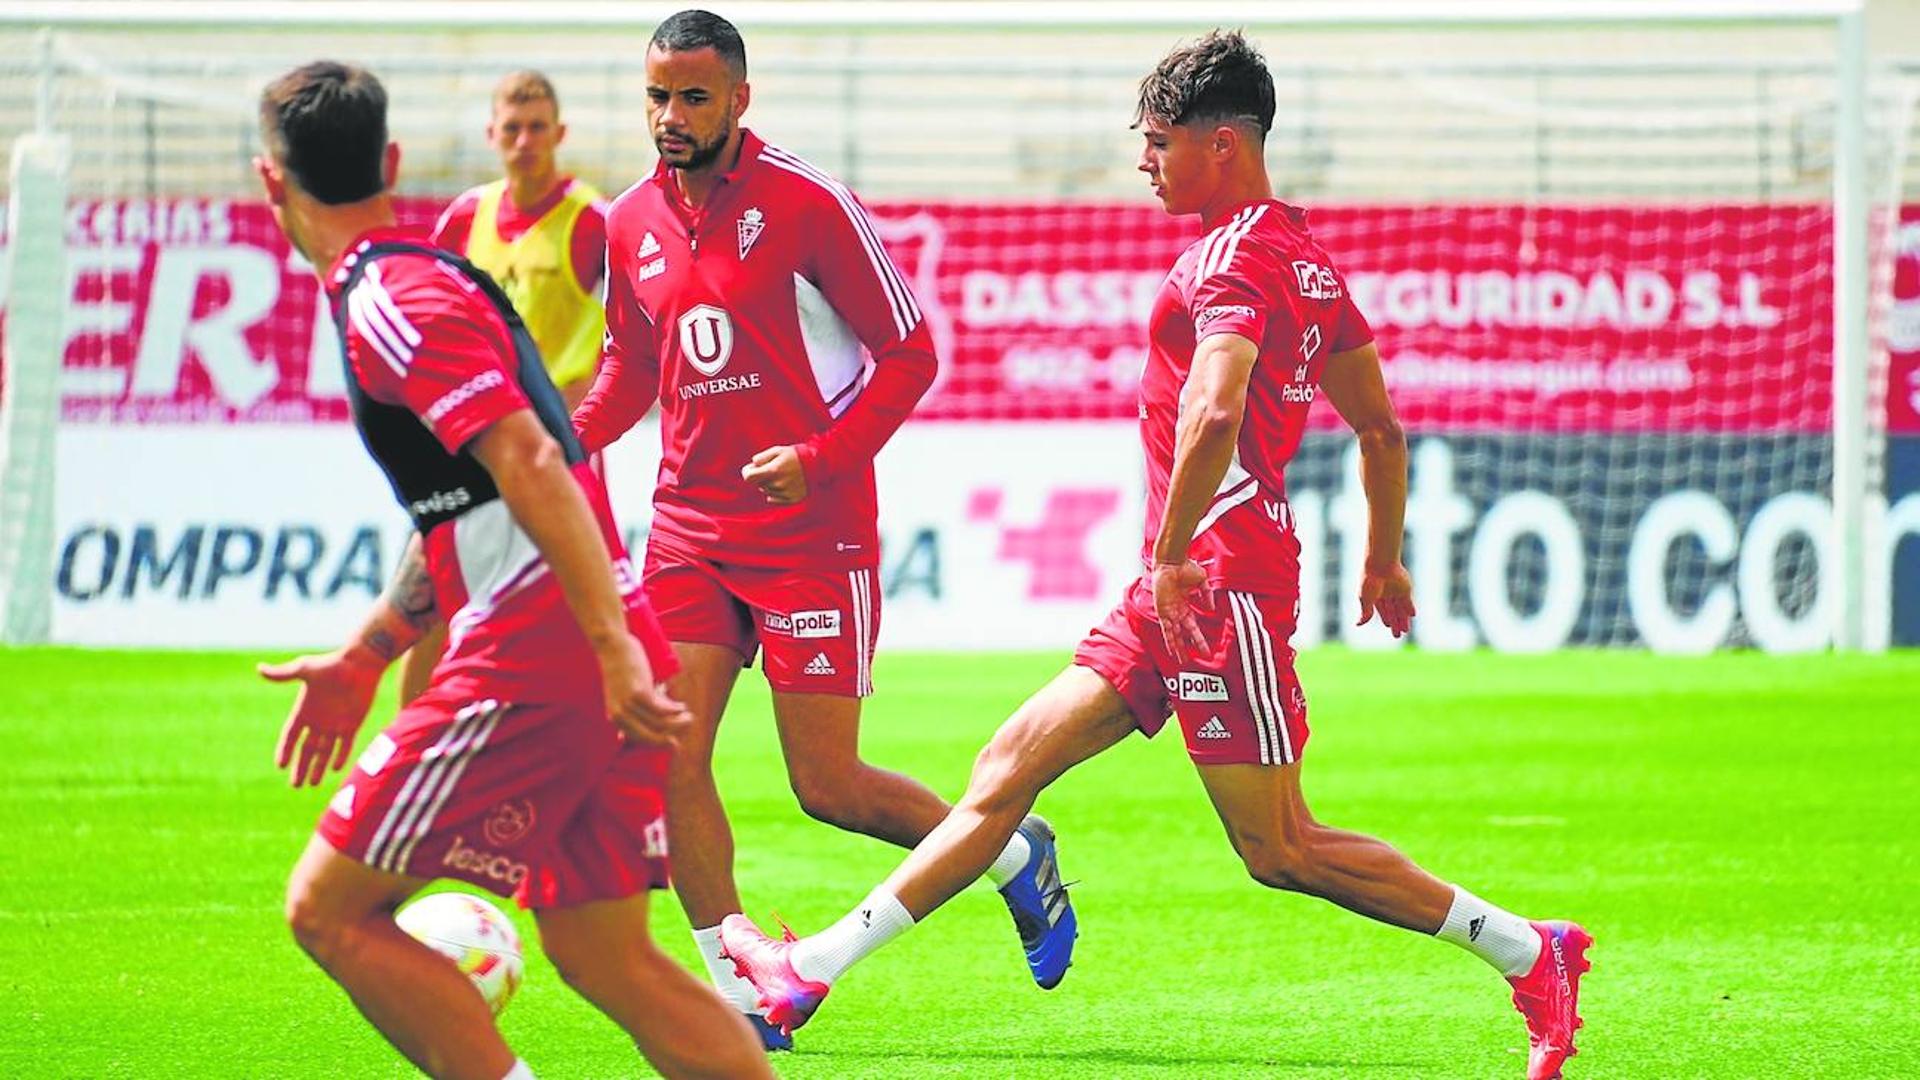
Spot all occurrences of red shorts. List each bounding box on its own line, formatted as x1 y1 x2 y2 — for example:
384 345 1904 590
1073 577 1308 766
643 539 879 697
318 686 671 909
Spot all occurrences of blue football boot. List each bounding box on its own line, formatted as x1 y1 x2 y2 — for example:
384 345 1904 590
997 814 1077 989
745 1011 793 1052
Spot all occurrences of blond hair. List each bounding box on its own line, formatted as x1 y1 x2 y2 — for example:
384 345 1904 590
493 70 559 114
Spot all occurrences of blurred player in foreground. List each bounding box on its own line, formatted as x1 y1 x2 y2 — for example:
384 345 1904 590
251 60 770 1080
401 70 610 705
721 31 1591 1080
572 9 1077 1047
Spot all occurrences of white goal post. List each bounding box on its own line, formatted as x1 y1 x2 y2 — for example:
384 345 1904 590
0 130 68 644
0 0 1904 652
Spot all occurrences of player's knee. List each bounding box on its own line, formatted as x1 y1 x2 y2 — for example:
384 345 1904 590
284 885 354 964
1239 836 1315 894
789 769 865 831
960 737 1038 818
665 727 721 777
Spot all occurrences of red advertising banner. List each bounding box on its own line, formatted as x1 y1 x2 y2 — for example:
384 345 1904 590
2 197 1909 433
1888 206 1920 435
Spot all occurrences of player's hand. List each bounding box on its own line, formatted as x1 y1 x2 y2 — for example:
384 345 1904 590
260 649 383 789
1357 561 1416 638
741 445 808 504
1152 558 1214 664
596 633 690 747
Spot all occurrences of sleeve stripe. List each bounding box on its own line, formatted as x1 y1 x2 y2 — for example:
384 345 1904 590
347 287 411 380
363 264 424 347
429 193 467 241
349 280 414 364
760 146 918 323
1192 212 1237 287
759 146 922 341
760 149 920 338
1200 204 1267 284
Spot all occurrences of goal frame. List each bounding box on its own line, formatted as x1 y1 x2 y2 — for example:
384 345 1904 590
0 0 1882 649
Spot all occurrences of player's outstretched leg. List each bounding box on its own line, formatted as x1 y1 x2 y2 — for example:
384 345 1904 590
721 666 1136 1031
653 643 792 1049
283 836 525 1080
771 688 1072 985
993 813 1078 988
1195 761 1590 1078
536 894 774 1080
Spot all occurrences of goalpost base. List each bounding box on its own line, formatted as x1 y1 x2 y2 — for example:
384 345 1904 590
1 132 70 645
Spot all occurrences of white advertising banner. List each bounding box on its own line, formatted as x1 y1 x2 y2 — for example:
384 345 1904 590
51 421 1149 651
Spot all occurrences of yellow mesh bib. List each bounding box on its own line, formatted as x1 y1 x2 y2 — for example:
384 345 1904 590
463 179 605 389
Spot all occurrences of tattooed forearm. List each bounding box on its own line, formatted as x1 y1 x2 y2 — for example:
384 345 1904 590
384 536 438 632
362 628 403 663
347 537 438 662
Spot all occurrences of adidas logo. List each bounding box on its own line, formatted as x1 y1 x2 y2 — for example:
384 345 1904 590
804 652 837 676
1196 716 1231 740
637 231 661 258
1468 915 1486 942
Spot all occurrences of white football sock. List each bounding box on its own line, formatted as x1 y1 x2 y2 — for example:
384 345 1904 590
1435 885 1542 977
789 888 915 985
692 924 763 1012
984 828 1032 888
500 1060 535 1080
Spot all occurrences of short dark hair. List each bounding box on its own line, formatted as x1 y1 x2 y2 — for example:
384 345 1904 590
1134 30 1275 139
259 61 388 205
649 9 748 79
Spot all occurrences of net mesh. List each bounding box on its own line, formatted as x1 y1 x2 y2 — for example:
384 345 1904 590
0 17 1913 650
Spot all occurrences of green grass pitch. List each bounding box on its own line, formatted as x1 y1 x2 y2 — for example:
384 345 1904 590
1 646 1915 1078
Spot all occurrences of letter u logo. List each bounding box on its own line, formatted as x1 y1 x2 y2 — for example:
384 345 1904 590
678 304 735 376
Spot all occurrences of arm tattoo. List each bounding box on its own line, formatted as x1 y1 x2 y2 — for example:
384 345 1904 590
363 628 404 663
384 537 438 631
353 538 438 662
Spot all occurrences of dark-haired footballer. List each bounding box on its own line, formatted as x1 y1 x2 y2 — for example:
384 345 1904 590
571 9 1077 1049
251 59 770 1080
721 31 1591 1080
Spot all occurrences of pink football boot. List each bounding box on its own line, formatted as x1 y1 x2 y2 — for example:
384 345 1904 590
1506 920 1593 1080
717 913 831 1036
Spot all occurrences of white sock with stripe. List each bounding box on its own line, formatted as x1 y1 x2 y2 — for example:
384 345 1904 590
692 924 764 1013
983 828 1031 888
500 1060 535 1080
1435 885 1542 977
789 888 915 986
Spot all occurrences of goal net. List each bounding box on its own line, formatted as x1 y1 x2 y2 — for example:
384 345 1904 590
0 4 1913 652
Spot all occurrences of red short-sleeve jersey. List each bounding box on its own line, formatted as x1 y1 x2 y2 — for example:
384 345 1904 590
327 228 671 701
1139 200 1374 596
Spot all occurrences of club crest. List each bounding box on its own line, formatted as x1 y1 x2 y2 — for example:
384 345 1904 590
737 207 766 260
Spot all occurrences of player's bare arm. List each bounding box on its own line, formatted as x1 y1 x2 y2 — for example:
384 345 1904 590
259 535 436 788
1150 331 1259 661
468 408 689 744
1320 340 1414 637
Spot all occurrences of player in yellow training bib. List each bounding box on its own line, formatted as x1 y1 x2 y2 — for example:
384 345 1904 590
404 70 611 704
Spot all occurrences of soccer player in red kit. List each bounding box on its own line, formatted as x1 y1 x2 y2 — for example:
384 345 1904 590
250 61 770 1080
398 70 611 710
722 32 1592 1079
573 10 1075 1045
